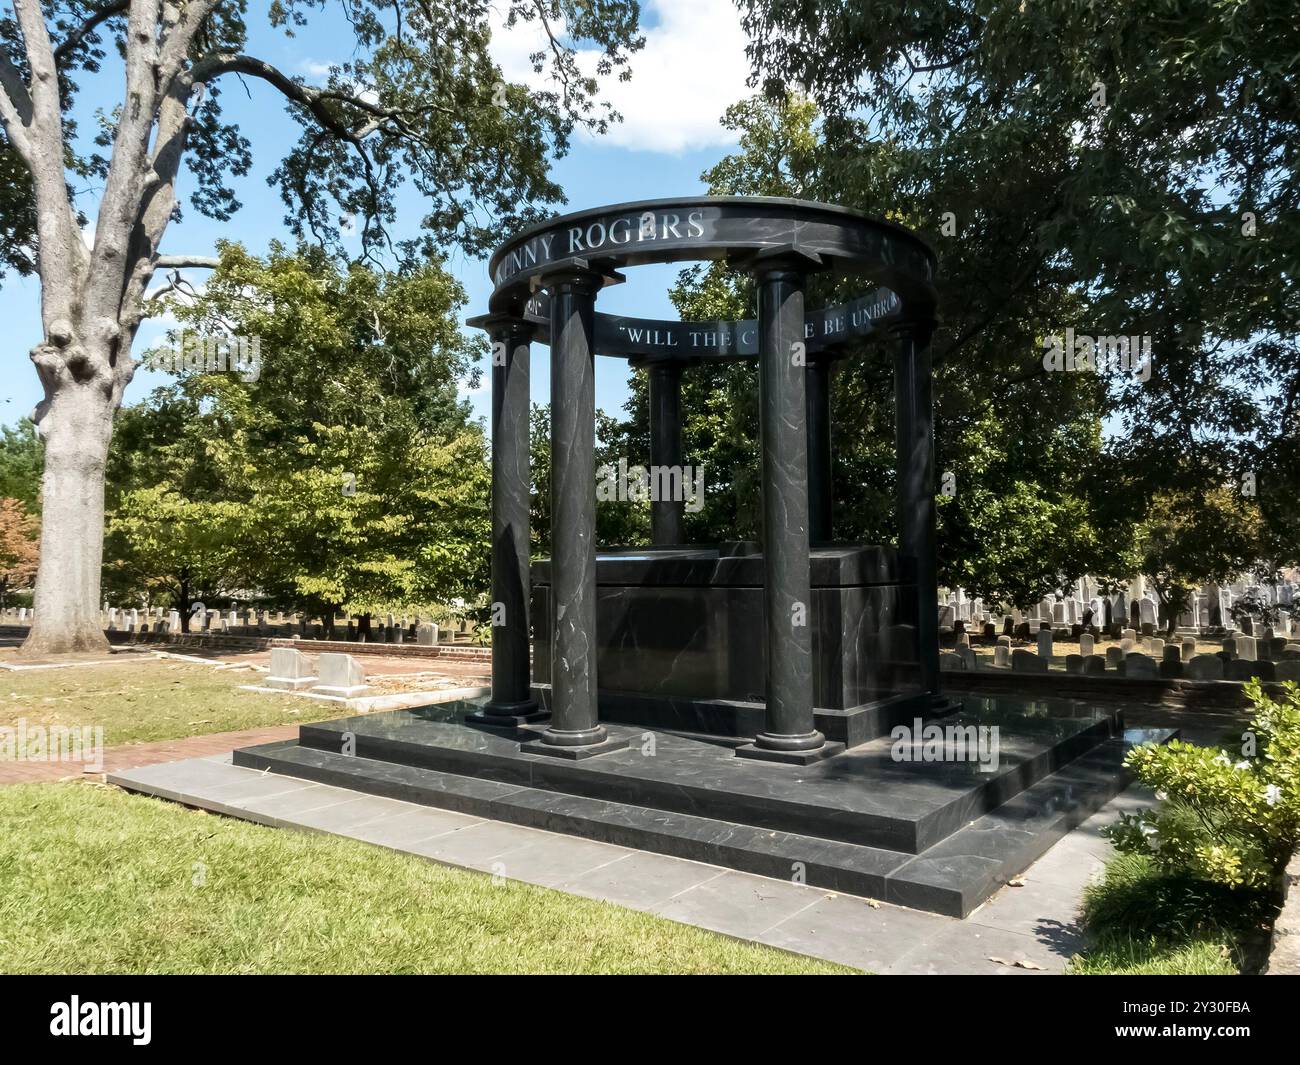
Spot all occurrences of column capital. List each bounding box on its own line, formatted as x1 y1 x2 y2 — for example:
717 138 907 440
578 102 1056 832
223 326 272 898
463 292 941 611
740 242 825 281
466 311 537 345
539 257 624 297
887 313 938 343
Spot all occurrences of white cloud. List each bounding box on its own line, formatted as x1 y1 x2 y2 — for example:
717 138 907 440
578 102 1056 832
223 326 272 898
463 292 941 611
491 0 752 154
299 59 335 82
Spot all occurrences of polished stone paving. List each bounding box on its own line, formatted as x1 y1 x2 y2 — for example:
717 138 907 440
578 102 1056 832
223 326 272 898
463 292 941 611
108 754 1152 973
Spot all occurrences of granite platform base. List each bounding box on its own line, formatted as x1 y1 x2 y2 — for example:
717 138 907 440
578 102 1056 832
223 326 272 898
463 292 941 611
233 695 1174 917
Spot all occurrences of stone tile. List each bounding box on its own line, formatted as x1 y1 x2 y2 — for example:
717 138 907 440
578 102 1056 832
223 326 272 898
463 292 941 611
109 756 249 799
966 880 1085 955
347 805 485 849
290 793 428 834
882 921 1072 975
234 782 366 821
482 835 633 887
185 770 318 809
757 893 948 972
557 851 725 909
396 817 542 864
649 869 822 939
1018 842 1109 889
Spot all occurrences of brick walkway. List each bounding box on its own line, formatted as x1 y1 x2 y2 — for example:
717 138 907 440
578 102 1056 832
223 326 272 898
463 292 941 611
0 723 300 786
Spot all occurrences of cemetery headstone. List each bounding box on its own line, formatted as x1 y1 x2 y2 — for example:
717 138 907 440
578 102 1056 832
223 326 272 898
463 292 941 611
1185 654 1225 681
1011 648 1048 673
266 648 318 691
312 653 370 698
1123 653 1159 679
939 651 966 671
1228 659 1273 682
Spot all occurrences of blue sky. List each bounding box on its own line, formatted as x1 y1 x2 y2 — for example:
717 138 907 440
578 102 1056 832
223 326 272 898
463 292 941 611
0 0 754 429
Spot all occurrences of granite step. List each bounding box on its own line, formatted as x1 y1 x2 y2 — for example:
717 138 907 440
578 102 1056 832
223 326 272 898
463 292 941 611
290 699 1120 854
233 727 1171 916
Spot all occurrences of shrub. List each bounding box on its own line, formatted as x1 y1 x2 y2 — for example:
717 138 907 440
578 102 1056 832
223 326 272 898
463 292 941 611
1073 851 1257 975
1106 680 1300 890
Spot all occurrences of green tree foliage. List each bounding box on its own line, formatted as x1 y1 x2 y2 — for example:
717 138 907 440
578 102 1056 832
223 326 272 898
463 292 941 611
0 1 645 282
0 419 42 510
611 94 1123 607
0 0 643 653
1133 487 1264 629
529 403 647 555
738 0 1300 579
105 244 489 627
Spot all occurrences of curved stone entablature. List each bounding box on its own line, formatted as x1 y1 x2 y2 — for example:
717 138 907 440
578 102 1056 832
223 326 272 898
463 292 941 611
506 287 902 362
486 196 937 319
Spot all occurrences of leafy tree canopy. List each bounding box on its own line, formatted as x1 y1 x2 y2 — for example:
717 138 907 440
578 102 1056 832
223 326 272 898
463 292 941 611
738 0 1299 570
105 243 490 621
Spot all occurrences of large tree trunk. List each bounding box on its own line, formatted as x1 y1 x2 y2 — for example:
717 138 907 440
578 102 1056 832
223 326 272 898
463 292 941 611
21 375 116 656
1 0 246 657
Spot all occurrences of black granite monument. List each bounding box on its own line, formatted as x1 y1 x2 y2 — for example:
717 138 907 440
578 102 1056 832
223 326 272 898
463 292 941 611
236 198 1167 916
467 197 943 763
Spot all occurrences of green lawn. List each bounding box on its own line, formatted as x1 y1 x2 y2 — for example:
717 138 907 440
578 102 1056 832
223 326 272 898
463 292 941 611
0 782 849 974
1070 934 1239 975
0 660 346 749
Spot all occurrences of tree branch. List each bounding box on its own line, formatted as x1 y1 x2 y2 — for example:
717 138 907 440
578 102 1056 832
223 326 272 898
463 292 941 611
190 52 394 236
85 0 164 332
53 0 131 66
12 0 87 326
120 64 199 326
155 254 220 269
0 47 35 163
156 0 224 84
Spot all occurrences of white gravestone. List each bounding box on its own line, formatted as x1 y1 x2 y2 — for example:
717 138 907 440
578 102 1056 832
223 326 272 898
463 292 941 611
266 648 318 691
313 653 370 698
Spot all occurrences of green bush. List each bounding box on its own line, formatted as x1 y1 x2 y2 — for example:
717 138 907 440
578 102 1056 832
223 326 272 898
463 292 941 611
1107 680 1300 890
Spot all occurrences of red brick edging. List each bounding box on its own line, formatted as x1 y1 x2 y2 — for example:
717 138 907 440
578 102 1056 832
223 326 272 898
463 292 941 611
0 723 300 786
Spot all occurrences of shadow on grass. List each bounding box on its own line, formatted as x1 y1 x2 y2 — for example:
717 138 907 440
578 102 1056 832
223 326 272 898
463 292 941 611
1069 851 1273 975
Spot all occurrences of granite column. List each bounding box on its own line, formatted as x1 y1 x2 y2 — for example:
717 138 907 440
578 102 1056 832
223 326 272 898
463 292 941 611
739 262 834 763
479 316 541 722
894 319 941 699
538 269 616 752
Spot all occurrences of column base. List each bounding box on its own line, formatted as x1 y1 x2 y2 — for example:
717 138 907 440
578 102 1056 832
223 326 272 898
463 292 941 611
467 698 548 728
735 732 844 765
521 730 631 760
